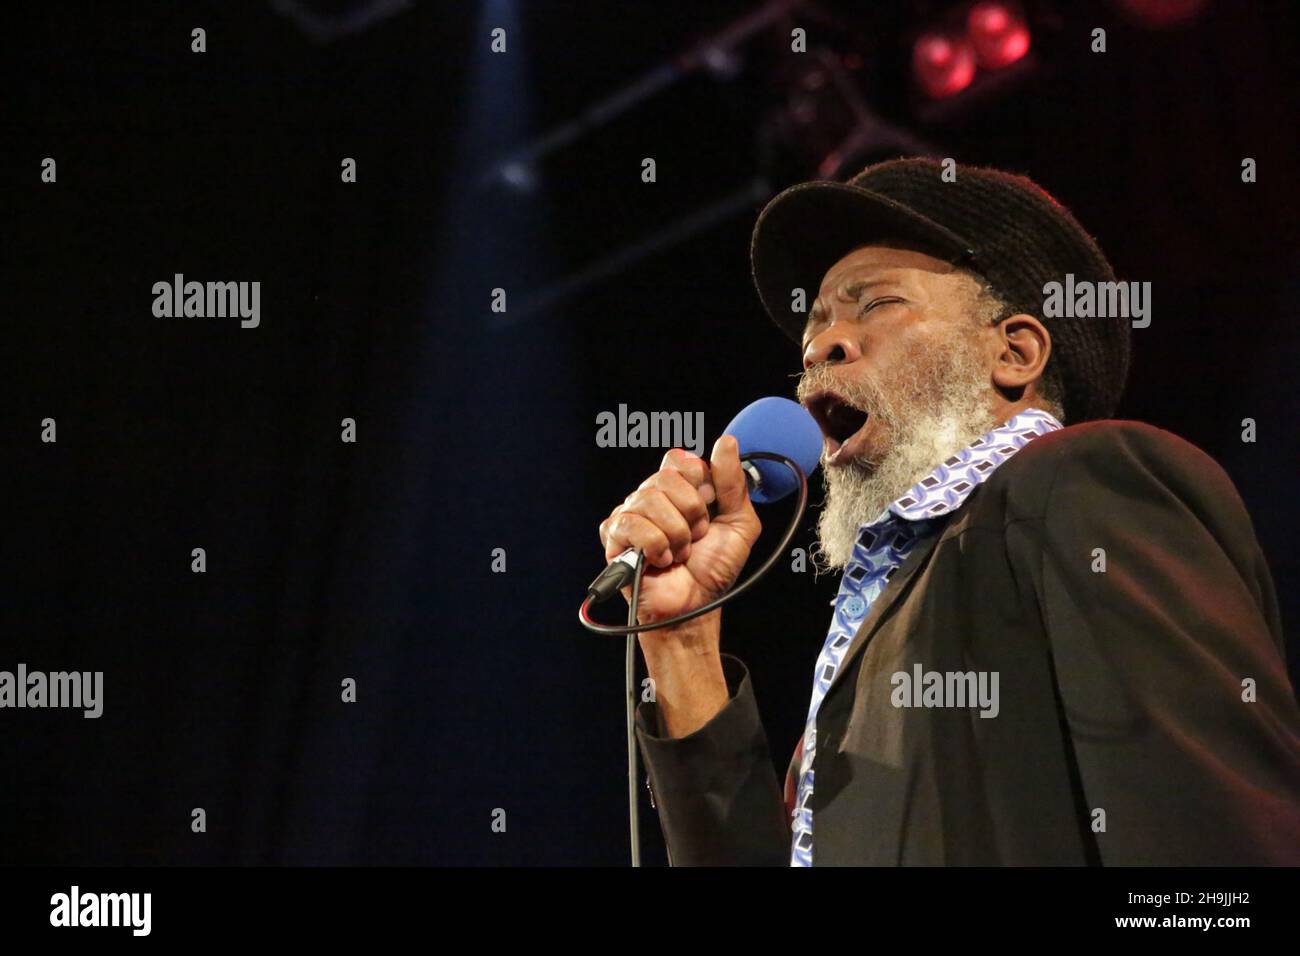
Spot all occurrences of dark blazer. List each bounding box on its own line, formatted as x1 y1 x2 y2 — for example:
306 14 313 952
634 420 1300 865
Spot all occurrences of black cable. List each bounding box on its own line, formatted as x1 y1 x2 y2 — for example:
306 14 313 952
626 567 642 867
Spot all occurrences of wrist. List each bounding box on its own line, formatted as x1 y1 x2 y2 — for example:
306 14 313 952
638 611 728 738
638 609 721 668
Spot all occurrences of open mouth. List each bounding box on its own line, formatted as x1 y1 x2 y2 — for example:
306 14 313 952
804 390 871 465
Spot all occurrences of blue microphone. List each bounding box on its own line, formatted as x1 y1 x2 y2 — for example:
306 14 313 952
587 396 821 604
722 396 823 504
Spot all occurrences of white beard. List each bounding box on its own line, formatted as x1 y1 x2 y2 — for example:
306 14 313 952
798 331 1001 573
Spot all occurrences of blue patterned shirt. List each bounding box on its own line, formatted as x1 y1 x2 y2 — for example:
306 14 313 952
790 407 1062 866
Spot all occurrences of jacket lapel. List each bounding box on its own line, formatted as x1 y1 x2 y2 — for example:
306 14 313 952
782 513 966 806
819 523 947 706
781 528 947 820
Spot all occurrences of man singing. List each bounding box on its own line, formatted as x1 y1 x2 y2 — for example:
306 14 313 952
597 157 1300 865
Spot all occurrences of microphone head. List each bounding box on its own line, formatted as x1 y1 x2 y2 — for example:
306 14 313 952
722 397 823 503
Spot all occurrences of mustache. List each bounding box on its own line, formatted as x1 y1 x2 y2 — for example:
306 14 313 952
795 363 880 415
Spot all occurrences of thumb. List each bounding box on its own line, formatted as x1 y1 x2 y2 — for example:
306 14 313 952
709 434 750 516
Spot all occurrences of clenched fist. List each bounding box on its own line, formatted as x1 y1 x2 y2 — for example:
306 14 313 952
598 434 761 627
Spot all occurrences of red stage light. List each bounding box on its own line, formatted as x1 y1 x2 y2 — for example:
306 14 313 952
967 3 1031 70
912 32 976 98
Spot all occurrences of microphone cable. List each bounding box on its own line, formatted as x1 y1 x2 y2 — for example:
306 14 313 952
578 451 809 866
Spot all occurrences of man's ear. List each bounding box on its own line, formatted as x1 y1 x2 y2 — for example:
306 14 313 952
991 313 1051 395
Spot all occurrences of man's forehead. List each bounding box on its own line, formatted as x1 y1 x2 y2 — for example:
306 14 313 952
816 243 959 296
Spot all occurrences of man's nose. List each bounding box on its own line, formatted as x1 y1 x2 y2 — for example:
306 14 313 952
803 322 863 370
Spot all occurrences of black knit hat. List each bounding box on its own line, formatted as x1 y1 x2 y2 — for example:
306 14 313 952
751 157 1129 422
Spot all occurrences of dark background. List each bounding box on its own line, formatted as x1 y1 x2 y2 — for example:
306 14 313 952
3 0 1297 865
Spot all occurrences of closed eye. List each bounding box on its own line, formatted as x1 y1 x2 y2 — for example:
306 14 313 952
857 297 904 318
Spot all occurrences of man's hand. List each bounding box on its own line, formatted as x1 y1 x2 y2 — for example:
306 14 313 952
598 434 761 625
597 434 761 737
